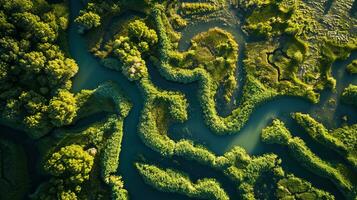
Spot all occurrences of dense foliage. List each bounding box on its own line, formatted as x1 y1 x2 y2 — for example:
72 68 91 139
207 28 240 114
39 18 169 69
33 144 94 200
0 0 79 136
114 21 156 79
341 84 357 108
31 81 132 199
45 145 94 185
136 163 229 200
262 119 357 199
293 112 357 169
276 175 334 199
347 59 357 74
2 0 357 199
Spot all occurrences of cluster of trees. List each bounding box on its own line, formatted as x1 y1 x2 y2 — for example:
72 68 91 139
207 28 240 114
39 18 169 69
75 0 120 32
262 119 356 199
276 175 334 199
48 90 78 127
111 36 147 80
34 144 94 200
31 81 132 199
109 20 158 81
180 3 218 15
0 0 79 136
242 0 296 38
34 113 130 199
75 0 163 33
44 145 94 185
136 163 229 200
75 10 101 32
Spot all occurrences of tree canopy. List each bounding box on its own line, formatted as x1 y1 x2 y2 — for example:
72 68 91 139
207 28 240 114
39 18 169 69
44 144 94 185
0 0 78 135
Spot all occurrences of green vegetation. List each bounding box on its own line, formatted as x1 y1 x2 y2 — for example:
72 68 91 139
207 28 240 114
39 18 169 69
33 114 130 200
262 119 357 199
78 1 353 199
152 6 322 135
31 81 131 199
341 84 357 108
136 163 229 200
347 59 357 74
75 11 101 31
34 144 94 199
86 11 332 198
110 20 157 80
48 90 78 127
276 175 334 199
242 0 296 38
2 0 357 199
293 113 357 169
0 0 78 136
75 0 120 33
180 3 219 15
115 60 332 199
45 144 94 184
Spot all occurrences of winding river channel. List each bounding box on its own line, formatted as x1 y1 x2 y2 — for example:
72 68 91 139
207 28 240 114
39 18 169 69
1 1 357 199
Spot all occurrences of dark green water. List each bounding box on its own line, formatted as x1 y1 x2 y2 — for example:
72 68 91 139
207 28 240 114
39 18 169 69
1 1 356 199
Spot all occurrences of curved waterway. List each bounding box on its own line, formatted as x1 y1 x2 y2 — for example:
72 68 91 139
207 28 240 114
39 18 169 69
1 1 356 199
55 0 357 198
